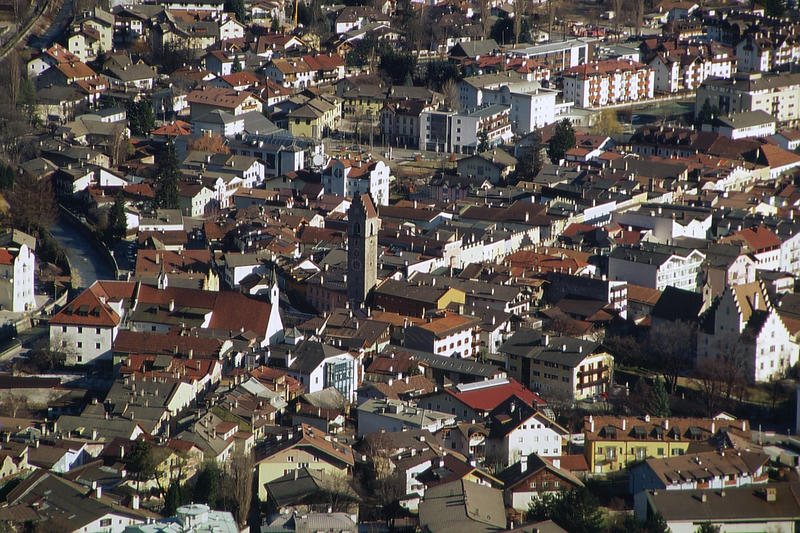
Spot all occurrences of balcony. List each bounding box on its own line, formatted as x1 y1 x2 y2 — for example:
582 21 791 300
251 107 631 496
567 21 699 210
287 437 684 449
578 376 609 389
578 364 609 378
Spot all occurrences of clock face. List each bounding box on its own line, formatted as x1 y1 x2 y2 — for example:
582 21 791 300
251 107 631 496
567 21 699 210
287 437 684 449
352 259 362 270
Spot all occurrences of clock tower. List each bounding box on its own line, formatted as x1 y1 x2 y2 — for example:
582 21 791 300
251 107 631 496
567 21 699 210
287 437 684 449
347 193 379 307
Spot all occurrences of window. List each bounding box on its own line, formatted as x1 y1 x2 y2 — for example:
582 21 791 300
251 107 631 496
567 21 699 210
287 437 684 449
96 328 101 334
100 519 112 527
77 342 82 348
62 326 67 332
77 327 82 334
95 343 101 349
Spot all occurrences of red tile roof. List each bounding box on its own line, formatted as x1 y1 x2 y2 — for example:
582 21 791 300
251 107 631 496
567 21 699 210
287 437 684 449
444 378 546 411
0 249 14 266
723 225 781 252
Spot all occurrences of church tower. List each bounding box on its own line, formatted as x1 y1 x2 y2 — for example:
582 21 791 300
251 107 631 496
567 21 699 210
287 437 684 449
347 193 379 307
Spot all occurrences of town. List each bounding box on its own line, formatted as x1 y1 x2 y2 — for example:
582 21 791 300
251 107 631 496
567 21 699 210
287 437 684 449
0 0 796 531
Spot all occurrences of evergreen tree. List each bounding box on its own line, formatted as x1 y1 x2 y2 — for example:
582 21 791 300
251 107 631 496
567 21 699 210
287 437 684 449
477 130 490 153
695 98 719 127
106 191 128 243
0 163 14 189
155 142 181 209
547 118 576 164
164 480 190 516
193 462 221 508
527 488 604 533
516 130 544 179
126 98 155 136
225 0 246 22
646 378 671 417
232 57 243 73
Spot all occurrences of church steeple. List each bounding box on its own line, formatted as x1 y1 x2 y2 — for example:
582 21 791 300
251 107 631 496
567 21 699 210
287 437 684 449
347 193 379 307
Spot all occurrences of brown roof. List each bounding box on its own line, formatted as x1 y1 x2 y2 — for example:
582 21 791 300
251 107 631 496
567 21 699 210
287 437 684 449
584 414 749 443
186 86 254 109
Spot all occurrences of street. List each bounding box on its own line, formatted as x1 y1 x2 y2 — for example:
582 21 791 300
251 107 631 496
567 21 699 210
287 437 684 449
49 215 115 289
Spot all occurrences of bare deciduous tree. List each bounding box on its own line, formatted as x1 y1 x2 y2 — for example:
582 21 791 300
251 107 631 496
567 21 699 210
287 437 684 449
442 79 460 111
229 450 253 526
480 0 492 39
647 320 696 394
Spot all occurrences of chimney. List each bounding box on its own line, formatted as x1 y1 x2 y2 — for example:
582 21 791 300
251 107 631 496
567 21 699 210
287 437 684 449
589 415 594 433
169 299 175 312
552 458 560 469
765 487 777 502
663 419 669 430
132 494 140 510
622 419 627 431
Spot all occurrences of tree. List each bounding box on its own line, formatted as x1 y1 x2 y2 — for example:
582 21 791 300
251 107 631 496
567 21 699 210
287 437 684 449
164 479 191 516
763 0 784 17
5 172 57 234
187 133 231 154
128 440 158 493
5 52 20 108
17 76 36 124
646 320 696 394
646 378 671 417
27 348 66 372
0 162 15 189
155 142 181 209
479 0 492 39
695 98 718 127
607 512 668 533
379 50 416 86
225 0 246 22
229 450 253 526
591 109 623 136
108 123 128 167
490 15 515 45
0 394 28 417
441 78 461 112
695 524 721 533
548 118 576 163
516 130 544 180
232 56 243 73
526 488 604 533
477 130 490 153
126 98 155 137
194 461 221 508
105 192 128 244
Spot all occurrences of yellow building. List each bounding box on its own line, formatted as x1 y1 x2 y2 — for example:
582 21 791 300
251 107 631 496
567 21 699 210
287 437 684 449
287 95 341 139
340 84 386 119
583 415 750 475
255 424 354 501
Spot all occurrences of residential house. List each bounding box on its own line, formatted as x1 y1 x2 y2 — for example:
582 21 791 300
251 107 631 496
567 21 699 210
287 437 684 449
0 240 35 313
380 99 433 149
403 312 480 359
186 86 263 118
630 450 770 517
322 156 389 206
418 480 506 533
563 59 654 108
486 401 568 465
497 454 584 511
456 149 518 185
583 414 750 474
0 470 157 532
501 331 614 402
642 484 800 533
256 424 354 502
418 376 545 422
283 339 360 403
356 398 454 437
697 281 799 382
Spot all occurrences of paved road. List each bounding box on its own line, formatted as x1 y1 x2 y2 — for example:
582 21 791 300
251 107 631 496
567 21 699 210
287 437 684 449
28 0 73 50
49 216 115 289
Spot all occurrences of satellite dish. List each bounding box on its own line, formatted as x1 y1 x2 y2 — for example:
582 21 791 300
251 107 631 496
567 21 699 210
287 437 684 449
312 154 325 167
